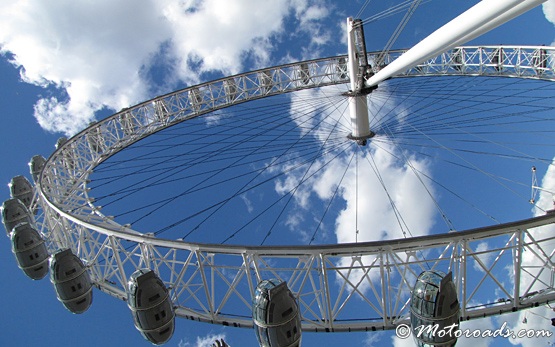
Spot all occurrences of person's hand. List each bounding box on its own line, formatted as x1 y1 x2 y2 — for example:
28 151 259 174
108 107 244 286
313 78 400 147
212 338 229 347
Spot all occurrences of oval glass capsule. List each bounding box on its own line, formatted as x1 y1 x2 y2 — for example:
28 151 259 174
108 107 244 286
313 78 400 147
127 269 175 345
410 271 460 347
2 198 34 235
252 279 302 347
11 222 49 280
50 248 93 314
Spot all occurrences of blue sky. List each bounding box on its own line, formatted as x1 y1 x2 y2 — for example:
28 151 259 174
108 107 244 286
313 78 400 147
2 1 555 346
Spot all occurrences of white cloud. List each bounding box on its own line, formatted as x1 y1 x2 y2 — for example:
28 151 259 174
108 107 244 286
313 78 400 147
363 330 385 346
0 0 332 136
334 141 435 244
543 0 555 25
0 0 168 135
504 159 555 347
161 0 291 79
502 307 555 347
472 241 493 273
543 0 555 44
274 85 437 295
285 86 437 244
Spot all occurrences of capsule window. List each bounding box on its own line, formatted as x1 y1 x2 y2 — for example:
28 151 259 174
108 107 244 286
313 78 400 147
268 303 275 324
281 307 293 318
160 327 170 336
148 293 160 302
137 289 143 306
154 310 167 321
437 295 445 316
65 268 77 276
287 330 291 338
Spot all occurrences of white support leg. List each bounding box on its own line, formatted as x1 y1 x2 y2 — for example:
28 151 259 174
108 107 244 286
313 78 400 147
347 95 371 142
365 0 547 88
347 18 373 144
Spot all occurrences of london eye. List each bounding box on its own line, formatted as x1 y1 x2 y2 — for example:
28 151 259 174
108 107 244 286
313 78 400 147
3 1 555 346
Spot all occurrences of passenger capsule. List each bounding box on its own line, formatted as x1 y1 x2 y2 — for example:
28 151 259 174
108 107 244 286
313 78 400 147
252 279 302 347
410 271 460 347
50 248 93 314
9 175 34 209
55 137 67 149
11 223 49 280
127 269 175 345
2 198 34 235
29 155 47 183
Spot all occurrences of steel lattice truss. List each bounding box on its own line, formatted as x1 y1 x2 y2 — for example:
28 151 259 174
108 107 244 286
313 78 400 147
35 46 555 332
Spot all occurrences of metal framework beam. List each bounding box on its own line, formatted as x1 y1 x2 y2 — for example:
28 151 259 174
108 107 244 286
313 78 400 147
365 0 547 87
34 46 555 331
346 17 373 144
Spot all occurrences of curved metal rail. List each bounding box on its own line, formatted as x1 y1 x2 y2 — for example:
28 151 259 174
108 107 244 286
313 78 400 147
36 46 555 331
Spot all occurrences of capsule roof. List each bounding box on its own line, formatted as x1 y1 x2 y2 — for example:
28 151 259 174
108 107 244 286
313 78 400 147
55 137 67 149
29 155 46 183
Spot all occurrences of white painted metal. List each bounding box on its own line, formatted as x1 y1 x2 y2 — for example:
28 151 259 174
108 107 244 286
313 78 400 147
365 0 547 87
33 46 555 332
347 96 371 140
346 17 372 141
456 0 550 49
347 18 360 93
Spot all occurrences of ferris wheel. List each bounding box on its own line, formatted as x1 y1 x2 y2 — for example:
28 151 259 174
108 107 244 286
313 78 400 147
3 0 555 346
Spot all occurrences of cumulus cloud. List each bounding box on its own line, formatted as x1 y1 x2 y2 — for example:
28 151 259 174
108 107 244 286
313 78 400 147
503 159 555 347
0 0 333 136
0 0 168 135
543 0 555 44
334 142 435 244
284 86 437 245
507 307 555 347
472 241 494 273
543 0 555 25
274 86 437 295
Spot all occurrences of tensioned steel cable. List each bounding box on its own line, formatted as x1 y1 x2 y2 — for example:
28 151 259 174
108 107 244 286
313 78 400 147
90 94 349 206
134 99 349 228
86 74 555 245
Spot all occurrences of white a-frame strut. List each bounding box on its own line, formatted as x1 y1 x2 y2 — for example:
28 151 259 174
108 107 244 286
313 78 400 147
346 0 548 141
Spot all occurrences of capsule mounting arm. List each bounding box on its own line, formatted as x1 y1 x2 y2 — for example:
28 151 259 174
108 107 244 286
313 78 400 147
346 17 376 145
